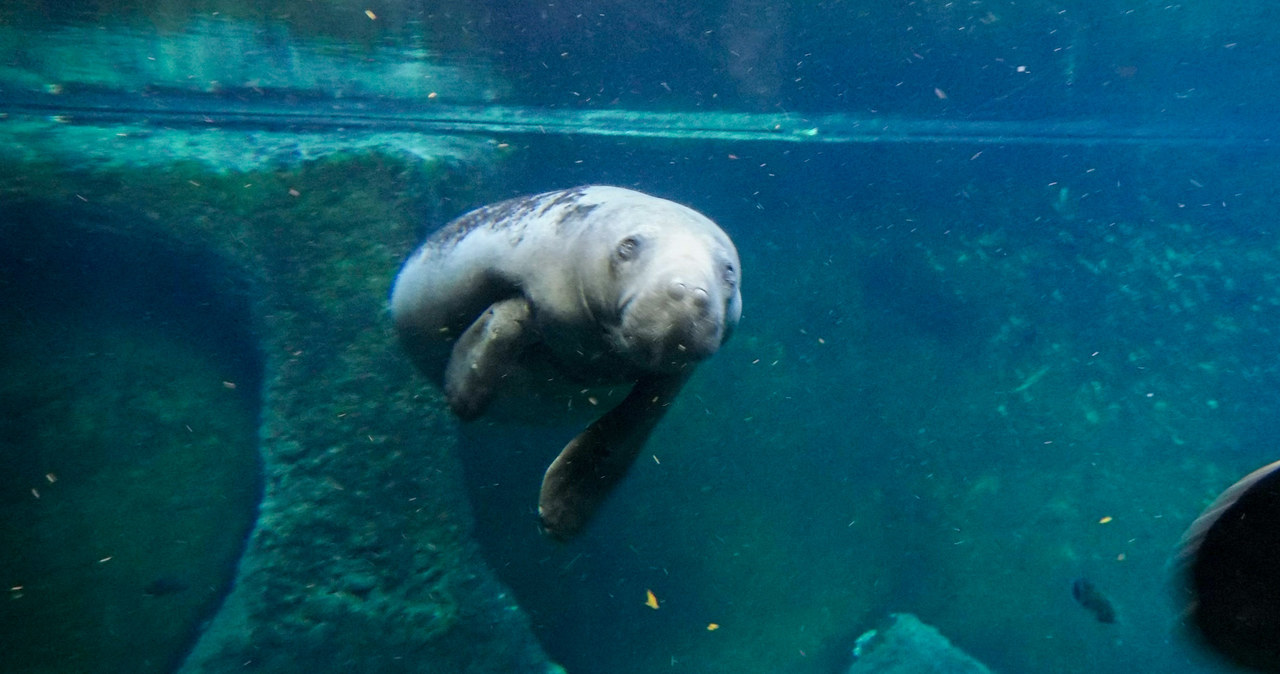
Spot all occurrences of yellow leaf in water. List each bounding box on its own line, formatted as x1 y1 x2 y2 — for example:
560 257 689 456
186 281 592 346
644 589 659 609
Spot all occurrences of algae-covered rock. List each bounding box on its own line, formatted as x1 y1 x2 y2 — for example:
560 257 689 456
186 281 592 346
0 118 557 673
847 613 994 674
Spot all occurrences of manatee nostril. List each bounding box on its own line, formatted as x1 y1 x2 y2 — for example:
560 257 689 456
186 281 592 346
668 283 712 313
692 288 711 312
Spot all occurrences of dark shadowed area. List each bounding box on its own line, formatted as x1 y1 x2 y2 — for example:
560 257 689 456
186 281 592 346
0 212 262 674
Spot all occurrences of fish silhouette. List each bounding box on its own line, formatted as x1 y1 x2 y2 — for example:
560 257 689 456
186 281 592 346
1071 577 1116 624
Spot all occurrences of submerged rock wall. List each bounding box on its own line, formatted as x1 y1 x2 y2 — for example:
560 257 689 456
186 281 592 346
0 124 556 673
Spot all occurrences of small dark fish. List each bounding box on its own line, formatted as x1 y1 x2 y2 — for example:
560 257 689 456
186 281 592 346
1071 577 1116 624
143 575 190 597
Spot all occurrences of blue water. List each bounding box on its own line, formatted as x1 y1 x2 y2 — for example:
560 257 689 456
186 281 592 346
460 138 1280 673
4 2 1280 673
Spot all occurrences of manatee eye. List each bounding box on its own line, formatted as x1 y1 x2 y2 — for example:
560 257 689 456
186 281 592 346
615 236 641 262
722 262 738 289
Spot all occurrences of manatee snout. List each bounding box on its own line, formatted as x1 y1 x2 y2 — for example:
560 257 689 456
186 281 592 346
670 290 724 355
620 278 727 370
667 279 712 308
667 280 721 345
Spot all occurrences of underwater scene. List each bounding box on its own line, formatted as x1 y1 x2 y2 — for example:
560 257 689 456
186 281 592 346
3 1 1280 673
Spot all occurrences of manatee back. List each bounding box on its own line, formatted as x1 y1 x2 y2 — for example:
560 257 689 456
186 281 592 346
390 218 519 382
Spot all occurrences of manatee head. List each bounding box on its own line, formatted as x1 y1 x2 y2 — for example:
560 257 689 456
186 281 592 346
597 211 741 373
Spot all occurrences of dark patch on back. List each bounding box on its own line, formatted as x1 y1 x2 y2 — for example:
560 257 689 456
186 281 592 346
427 187 596 249
539 185 592 212
554 202 601 234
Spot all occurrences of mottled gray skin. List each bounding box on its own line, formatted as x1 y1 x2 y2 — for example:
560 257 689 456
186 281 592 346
391 186 742 538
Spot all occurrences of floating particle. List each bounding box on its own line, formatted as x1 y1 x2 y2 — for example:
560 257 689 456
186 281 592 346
1098 516 1113 524
365 9 377 20
644 589 659 609
707 623 720 631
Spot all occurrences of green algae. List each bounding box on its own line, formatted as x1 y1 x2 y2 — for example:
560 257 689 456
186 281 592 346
0 119 554 672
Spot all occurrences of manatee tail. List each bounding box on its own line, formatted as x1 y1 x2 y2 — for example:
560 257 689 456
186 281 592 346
537 372 690 539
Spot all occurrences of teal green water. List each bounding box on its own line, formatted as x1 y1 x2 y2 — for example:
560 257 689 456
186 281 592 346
4 2 1280 673
458 139 1280 674
0 222 262 673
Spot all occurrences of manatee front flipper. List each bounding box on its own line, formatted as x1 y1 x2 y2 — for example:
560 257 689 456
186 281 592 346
444 297 532 421
538 371 691 539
